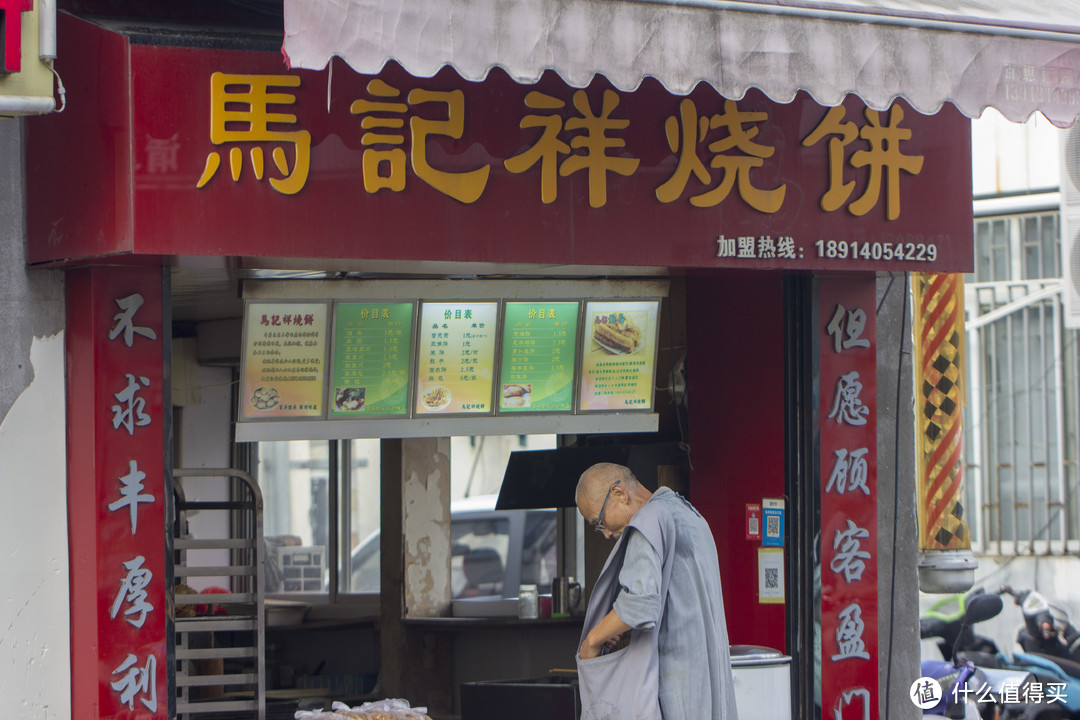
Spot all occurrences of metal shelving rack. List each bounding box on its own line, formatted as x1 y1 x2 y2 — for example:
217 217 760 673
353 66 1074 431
172 468 266 720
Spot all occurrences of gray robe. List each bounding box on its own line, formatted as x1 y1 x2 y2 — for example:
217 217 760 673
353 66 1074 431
577 488 739 720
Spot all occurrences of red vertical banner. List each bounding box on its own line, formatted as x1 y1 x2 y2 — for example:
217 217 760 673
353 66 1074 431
819 276 878 720
67 267 167 719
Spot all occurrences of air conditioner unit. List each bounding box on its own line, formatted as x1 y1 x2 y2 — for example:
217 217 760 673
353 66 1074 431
1060 124 1080 328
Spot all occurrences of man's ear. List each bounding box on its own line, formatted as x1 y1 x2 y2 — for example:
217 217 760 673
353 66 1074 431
611 483 628 504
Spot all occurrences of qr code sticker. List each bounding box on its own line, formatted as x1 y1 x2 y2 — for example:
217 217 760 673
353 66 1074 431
764 567 779 589
767 515 780 536
749 518 759 535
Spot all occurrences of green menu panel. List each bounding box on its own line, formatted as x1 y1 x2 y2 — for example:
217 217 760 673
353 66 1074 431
329 302 414 417
498 301 580 413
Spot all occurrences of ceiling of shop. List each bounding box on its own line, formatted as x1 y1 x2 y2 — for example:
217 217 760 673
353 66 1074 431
169 262 671 325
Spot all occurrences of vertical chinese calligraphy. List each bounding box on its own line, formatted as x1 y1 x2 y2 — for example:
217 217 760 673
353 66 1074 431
819 279 879 720
65 268 170 719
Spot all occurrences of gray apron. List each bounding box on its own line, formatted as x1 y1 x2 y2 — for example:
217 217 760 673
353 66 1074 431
576 504 674 720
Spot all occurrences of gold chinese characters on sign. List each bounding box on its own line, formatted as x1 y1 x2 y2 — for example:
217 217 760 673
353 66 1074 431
196 73 924 219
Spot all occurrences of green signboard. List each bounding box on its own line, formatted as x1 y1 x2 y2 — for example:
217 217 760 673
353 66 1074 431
329 302 415 417
498 301 580 413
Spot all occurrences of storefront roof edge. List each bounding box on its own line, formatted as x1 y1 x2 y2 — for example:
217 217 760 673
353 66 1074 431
282 0 1080 127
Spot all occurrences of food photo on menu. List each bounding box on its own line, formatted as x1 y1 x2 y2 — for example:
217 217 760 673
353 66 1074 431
334 387 365 412
592 311 644 354
501 383 531 408
421 385 451 411
250 386 280 410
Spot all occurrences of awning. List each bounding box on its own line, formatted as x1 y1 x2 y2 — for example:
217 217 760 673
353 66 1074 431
282 0 1080 127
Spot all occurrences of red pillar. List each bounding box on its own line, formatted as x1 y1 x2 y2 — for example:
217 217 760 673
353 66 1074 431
66 266 168 719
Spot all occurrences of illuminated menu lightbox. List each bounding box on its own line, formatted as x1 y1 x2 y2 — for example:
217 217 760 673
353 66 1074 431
579 300 660 412
498 301 580 413
329 302 415 417
415 301 499 415
241 301 330 419
238 295 661 425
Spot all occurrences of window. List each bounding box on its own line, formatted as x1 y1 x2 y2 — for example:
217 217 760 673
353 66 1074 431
261 440 331 594
260 434 568 599
971 212 1059 283
964 210 1080 552
260 439 380 597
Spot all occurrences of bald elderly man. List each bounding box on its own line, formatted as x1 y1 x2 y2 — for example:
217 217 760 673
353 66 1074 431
575 462 738 720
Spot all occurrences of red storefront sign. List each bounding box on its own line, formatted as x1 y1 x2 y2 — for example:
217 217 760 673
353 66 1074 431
819 276 878 720
0 0 32 72
67 267 167 719
28 14 973 272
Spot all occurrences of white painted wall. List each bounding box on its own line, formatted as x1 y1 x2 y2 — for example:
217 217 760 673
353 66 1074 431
176 363 235 590
0 334 70 719
450 434 557 500
972 108 1061 196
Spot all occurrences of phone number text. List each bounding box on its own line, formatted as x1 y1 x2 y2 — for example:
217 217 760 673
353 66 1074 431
816 239 938 262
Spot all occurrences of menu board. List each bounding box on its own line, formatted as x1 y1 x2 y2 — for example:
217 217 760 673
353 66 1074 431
415 302 499 415
329 302 415 417
241 301 329 419
579 300 660 412
499 301 580 413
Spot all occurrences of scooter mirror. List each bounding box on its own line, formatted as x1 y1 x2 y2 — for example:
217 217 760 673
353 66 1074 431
964 593 1004 625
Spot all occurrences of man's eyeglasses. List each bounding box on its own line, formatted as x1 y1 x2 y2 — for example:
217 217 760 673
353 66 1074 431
594 480 621 534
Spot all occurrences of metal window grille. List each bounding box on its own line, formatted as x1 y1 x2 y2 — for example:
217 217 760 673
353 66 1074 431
964 211 1080 554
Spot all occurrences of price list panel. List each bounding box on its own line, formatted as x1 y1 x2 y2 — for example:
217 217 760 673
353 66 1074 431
498 301 580 413
579 300 660 412
241 301 329 419
415 301 498 415
329 302 415 417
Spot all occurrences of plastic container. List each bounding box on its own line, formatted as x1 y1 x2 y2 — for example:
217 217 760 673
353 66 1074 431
730 645 792 720
518 584 539 619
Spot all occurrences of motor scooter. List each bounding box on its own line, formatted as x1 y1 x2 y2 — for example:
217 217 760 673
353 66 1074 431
921 592 1036 719
995 585 1080 719
1001 586 1080 664
923 587 1001 662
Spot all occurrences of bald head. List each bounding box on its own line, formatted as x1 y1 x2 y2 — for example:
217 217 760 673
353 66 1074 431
576 463 638 505
575 463 651 538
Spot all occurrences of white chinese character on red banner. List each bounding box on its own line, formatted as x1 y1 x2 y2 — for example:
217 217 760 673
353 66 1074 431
825 448 870 496
111 374 151 434
111 653 158 712
107 460 155 534
831 519 871 582
109 556 154 629
828 371 869 426
826 304 870 353
832 687 870 720
108 293 158 348
831 602 870 661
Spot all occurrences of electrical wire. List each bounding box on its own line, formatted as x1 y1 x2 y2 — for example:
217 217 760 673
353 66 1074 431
46 59 65 113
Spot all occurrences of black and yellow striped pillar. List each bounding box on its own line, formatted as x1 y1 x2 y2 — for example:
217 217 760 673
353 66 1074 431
912 272 976 591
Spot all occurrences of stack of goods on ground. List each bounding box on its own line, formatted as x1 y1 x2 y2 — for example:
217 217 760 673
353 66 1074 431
296 698 432 720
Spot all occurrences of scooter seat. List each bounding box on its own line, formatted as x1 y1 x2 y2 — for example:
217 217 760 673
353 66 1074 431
1030 650 1080 680
957 650 1000 668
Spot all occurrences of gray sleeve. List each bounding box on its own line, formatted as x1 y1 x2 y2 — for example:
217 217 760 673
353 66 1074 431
613 529 663 629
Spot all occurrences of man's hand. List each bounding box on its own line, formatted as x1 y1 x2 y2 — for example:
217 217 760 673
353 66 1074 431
579 637 603 660
579 609 632 659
